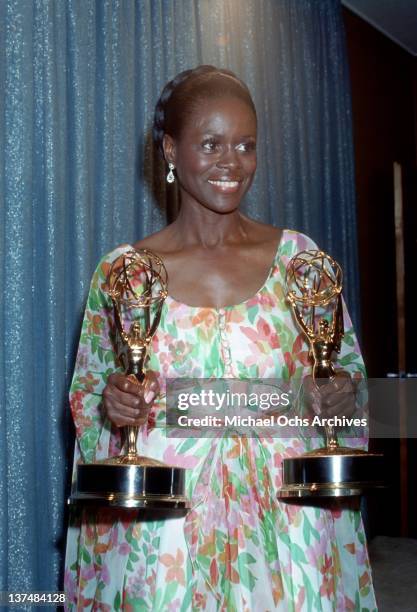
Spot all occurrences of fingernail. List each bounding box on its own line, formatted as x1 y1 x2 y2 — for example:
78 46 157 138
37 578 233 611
144 390 155 404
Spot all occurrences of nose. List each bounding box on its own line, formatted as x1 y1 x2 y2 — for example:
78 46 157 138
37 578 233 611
216 146 241 169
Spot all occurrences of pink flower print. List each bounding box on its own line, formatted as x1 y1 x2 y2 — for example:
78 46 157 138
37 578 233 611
193 592 207 609
93 542 109 555
127 566 146 599
70 391 92 429
241 318 280 353
80 564 96 582
86 311 104 336
225 508 240 534
229 308 245 323
118 542 131 555
279 438 305 461
306 534 328 566
192 309 217 330
150 332 159 353
237 522 246 549
163 444 199 469
78 371 100 394
210 558 219 587
160 548 186 586
284 351 296 377
100 564 111 585
344 596 357 610
258 291 276 311
64 568 77 604
295 586 306 612
272 572 284 605
356 543 369 566
240 495 256 528
167 598 181 611
75 345 90 371
145 568 157 597
319 554 335 598
285 503 302 526
218 532 239 583
168 340 193 367
292 333 311 367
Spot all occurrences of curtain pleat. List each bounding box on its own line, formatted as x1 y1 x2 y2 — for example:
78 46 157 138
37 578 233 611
0 0 359 593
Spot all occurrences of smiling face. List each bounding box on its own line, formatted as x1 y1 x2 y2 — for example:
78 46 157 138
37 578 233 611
163 96 257 214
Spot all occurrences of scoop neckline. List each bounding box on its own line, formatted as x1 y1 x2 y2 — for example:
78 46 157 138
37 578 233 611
125 228 288 311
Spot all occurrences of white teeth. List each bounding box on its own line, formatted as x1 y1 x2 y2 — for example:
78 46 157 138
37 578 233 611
208 180 239 188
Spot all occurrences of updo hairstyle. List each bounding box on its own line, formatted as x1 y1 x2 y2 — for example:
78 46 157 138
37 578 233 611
153 65 256 158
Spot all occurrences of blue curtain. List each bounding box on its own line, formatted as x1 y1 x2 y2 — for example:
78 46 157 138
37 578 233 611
0 0 358 596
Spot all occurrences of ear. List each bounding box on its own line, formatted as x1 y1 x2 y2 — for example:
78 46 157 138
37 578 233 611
162 134 176 165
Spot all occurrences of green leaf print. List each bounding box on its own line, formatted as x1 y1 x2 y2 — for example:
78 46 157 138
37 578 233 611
343 330 355 346
302 514 320 546
216 529 226 550
162 582 179 607
260 517 279 563
248 305 258 325
177 438 199 454
180 587 193 612
152 589 163 611
125 525 134 544
280 240 294 256
238 564 256 591
87 289 102 312
91 335 99 355
290 542 308 564
339 353 359 366
209 340 221 365
142 529 151 543
113 591 121 611
104 350 114 364
196 553 211 569
238 552 256 565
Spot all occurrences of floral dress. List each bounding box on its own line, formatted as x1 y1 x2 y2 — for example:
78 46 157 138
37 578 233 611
64 230 377 611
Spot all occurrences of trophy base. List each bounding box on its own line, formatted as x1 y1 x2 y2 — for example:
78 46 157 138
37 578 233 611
278 447 385 499
69 456 191 516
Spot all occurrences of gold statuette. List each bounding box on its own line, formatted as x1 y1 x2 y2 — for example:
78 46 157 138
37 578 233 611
69 249 190 515
278 250 384 499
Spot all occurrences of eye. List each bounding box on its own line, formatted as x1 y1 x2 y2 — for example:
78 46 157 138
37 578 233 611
201 138 218 152
236 140 256 153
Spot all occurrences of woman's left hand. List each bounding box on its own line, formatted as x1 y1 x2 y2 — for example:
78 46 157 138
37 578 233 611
304 371 356 418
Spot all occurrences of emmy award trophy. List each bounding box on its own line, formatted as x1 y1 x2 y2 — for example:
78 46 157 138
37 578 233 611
70 249 190 515
278 250 383 498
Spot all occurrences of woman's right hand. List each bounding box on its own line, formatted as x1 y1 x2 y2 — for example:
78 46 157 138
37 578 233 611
102 372 159 428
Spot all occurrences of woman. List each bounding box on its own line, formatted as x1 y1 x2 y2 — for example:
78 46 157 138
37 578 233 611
65 66 376 611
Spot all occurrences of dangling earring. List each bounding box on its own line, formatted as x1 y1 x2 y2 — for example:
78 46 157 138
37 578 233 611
166 163 175 184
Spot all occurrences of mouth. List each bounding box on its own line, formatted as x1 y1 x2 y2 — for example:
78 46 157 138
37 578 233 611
207 178 242 192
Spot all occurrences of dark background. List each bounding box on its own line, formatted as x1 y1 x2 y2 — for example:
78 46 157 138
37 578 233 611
343 7 417 538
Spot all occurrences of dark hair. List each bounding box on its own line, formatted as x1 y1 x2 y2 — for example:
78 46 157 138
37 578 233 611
153 65 256 157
